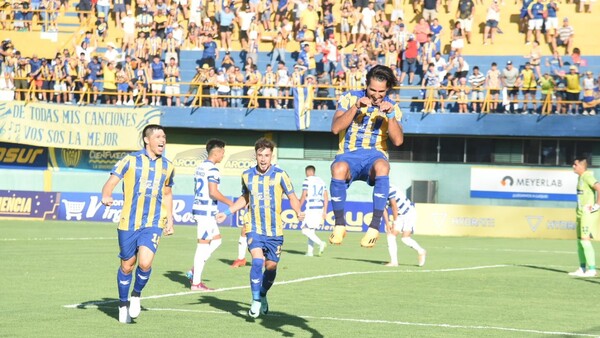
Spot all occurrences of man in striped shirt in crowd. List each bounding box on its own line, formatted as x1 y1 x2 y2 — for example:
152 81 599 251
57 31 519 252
468 66 486 113
383 185 426 267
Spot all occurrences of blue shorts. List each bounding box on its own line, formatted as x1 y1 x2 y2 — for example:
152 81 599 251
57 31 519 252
247 232 284 263
118 83 129 92
332 148 388 186
117 227 163 260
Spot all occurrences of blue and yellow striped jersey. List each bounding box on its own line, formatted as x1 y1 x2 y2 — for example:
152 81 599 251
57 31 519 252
111 149 175 231
242 165 294 237
336 90 402 157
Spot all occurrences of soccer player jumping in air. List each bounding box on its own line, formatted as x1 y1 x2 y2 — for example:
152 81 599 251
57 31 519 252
216 138 304 318
101 124 175 324
329 65 404 248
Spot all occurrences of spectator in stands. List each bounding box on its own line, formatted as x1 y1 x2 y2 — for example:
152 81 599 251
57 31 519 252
116 63 130 105
422 62 440 113
450 21 465 54
147 29 163 59
259 0 274 32
84 55 102 105
520 61 537 114
340 1 352 46
165 57 181 107
220 51 234 70
414 18 431 45
526 0 545 45
237 4 255 52
246 64 261 108
230 65 244 108
524 40 542 78
122 10 136 55
275 61 290 109
455 0 474 44
199 34 218 68
316 70 331 110
501 60 520 113
429 18 443 52
468 66 485 113
486 62 501 112
14 55 30 101
571 47 583 67
218 5 235 51
553 17 574 55
274 0 288 29
391 0 405 22
448 51 470 84
154 8 168 39
419 34 436 73
456 77 471 113
538 72 556 114
544 0 559 43
78 0 92 23
323 8 335 39
556 65 580 114
136 7 154 38
104 42 120 63
102 60 117 105
300 3 319 36
262 64 277 108
358 1 376 45
96 0 110 20
148 54 165 106
96 12 109 42
483 0 500 45
163 30 180 64
399 35 418 86
422 0 439 23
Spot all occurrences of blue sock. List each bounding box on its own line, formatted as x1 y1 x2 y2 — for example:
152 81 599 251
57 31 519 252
133 266 152 294
370 176 389 230
250 258 264 301
330 178 347 225
117 268 132 302
260 268 277 297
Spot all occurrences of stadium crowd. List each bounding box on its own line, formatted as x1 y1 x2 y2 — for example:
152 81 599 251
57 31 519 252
0 0 599 114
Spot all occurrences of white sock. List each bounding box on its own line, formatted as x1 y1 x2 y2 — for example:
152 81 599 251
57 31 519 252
209 238 222 256
401 237 425 254
237 235 247 260
387 234 398 264
193 243 210 285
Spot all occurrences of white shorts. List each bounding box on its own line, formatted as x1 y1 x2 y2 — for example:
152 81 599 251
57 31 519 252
359 24 372 35
391 9 404 22
54 82 67 93
545 17 558 30
263 87 277 97
151 80 163 92
471 90 484 101
458 18 473 32
165 85 180 95
451 38 464 50
528 18 543 31
302 210 324 229
392 209 416 233
195 214 220 240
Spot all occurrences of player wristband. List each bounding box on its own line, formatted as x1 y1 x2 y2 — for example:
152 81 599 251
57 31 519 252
386 112 396 119
223 209 232 216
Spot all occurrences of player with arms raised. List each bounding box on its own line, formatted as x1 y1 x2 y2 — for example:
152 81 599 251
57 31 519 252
216 137 304 318
329 65 404 248
101 124 175 323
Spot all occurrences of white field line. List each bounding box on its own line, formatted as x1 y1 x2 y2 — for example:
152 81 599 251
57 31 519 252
0 237 117 241
137 307 600 337
440 246 574 255
63 265 509 309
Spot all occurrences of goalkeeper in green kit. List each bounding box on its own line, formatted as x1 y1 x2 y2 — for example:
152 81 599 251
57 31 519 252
569 156 600 278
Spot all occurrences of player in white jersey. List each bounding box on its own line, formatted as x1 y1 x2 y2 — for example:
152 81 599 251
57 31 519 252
188 139 234 290
299 165 328 256
383 185 426 267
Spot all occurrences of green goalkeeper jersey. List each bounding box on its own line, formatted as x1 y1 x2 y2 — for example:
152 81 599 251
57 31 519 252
577 171 598 216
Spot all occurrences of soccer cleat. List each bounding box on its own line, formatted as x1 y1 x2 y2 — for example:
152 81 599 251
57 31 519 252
191 283 214 291
329 225 347 245
231 258 247 268
384 262 399 267
129 296 141 319
119 305 131 324
318 242 327 256
583 270 598 278
418 250 427 267
568 268 586 277
260 295 269 315
305 252 314 257
248 300 261 318
360 228 380 248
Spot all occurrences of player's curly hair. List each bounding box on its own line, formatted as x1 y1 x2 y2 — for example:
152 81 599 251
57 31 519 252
366 65 397 90
254 137 276 152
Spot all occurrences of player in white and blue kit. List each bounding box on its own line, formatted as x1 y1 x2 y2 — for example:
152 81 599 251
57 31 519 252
299 165 328 256
383 185 426 267
188 139 234 290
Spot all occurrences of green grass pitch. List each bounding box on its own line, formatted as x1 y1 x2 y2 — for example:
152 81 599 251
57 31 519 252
1 220 600 337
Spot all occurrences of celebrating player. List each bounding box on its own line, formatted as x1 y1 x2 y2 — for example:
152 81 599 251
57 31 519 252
187 139 234 290
383 185 426 267
101 124 175 324
216 137 304 318
329 65 404 248
298 165 328 256
568 156 600 277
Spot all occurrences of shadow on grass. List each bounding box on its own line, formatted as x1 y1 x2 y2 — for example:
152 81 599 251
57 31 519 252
164 270 191 287
333 256 400 266
196 295 323 337
75 298 131 323
218 258 245 267
517 264 568 274
282 249 306 256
